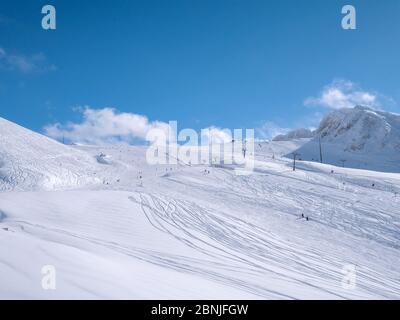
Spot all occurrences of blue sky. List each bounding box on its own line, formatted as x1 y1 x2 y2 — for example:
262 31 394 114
1 0 400 142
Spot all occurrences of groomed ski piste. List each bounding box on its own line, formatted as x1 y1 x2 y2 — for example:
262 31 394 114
1 116 400 299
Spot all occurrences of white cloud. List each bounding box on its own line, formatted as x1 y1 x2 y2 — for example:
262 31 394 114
201 127 232 144
45 108 242 146
256 121 290 140
44 107 171 145
0 47 56 73
304 80 380 109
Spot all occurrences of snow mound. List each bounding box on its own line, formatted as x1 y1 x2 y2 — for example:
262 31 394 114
0 117 100 191
96 153 113 165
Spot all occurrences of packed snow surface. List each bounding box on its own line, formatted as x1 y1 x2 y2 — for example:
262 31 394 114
1 116 400 299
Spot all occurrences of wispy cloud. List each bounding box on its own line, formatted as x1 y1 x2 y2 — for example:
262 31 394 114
304 79 393 109
0 47 56 73
256 121 290 140
44 107 171 145
255 112 324 141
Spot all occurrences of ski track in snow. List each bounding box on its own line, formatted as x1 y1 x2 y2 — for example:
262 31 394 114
127 190 400 299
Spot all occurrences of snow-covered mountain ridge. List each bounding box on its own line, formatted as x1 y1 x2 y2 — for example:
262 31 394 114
278 107 400 172
316 106 400 153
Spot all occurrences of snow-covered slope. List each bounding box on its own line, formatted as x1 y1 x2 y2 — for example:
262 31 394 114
286 107 400 172
1 117 400 299
0 117 100 191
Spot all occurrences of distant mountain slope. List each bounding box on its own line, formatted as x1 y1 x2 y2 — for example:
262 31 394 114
317 106 400 153
0 117 100 191
284 107 400 173
273 128 314 141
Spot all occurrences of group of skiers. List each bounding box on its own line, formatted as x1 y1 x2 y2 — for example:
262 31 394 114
301 213 310 221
